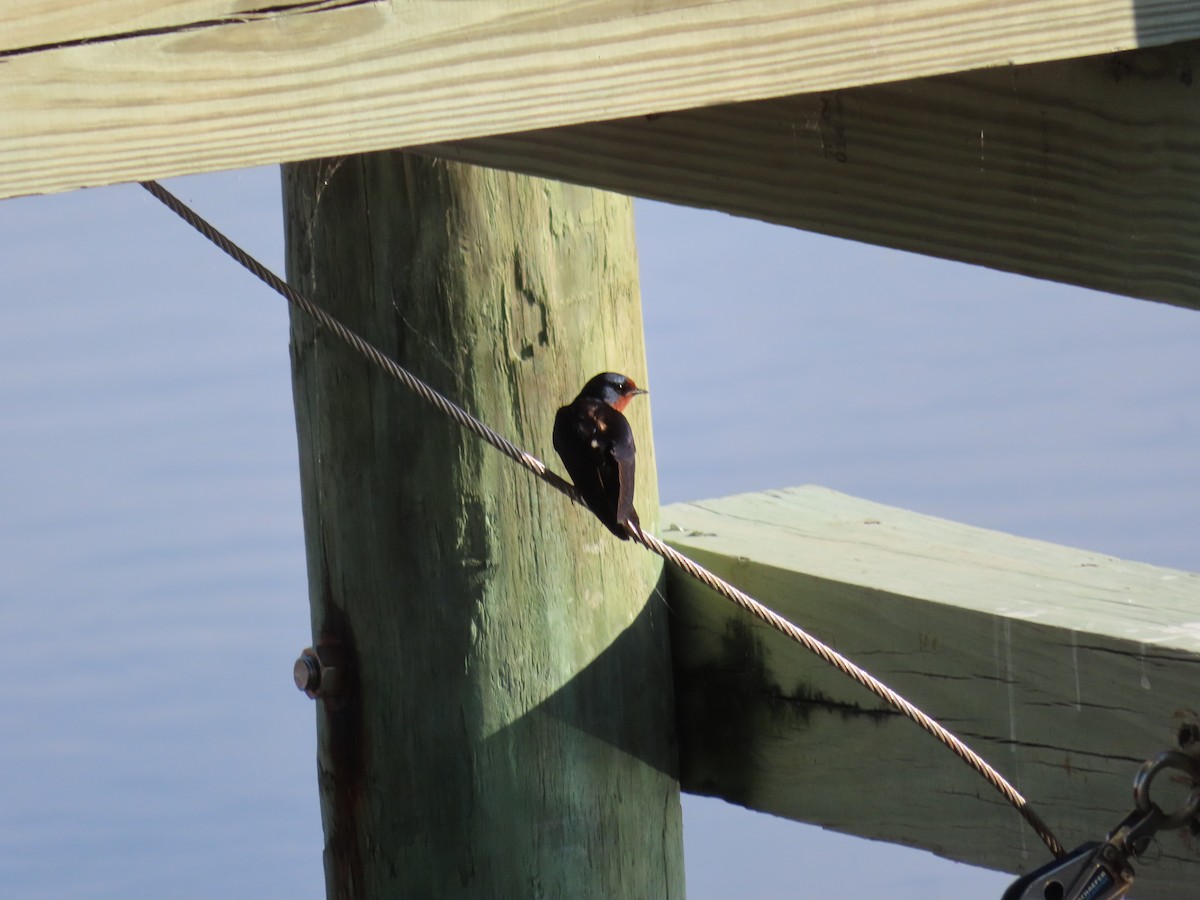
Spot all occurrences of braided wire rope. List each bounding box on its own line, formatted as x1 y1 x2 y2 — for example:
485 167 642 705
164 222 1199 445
140 179 1065 860
627 523 1064 858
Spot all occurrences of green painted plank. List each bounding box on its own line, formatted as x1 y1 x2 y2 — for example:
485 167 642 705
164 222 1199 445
665 486 1200 894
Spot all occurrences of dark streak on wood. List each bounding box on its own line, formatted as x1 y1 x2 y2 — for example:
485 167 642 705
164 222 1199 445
0 0 379 59
316 591 365 900
676 616 899 803
673 618 766 803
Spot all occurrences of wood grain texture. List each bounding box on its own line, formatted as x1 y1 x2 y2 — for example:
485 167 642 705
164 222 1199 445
3 1 1200 200
664 486 1200 895
284 153 683 897
426 40 1200 311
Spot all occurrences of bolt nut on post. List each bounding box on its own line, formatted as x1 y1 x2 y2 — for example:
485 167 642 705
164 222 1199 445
293 640 347 710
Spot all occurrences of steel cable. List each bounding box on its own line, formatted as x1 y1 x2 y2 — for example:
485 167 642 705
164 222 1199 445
140 178 1066 859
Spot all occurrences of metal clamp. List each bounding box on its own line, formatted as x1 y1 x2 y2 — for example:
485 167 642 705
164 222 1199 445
1132 750 1200 831
1001 748 1200 900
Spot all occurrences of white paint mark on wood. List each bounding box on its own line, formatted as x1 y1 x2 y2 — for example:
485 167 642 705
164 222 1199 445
1005 619 1018 751
1070 630 1082 712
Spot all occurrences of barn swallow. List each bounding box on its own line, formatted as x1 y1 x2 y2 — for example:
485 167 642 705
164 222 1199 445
553 372 647 540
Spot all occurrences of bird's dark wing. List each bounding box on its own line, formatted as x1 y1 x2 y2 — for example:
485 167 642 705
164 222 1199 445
607 414 639 536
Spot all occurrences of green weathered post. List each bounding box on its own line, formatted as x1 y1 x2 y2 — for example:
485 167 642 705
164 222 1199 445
282 152 684 898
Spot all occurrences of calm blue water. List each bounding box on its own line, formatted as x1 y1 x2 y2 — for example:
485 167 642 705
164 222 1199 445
2 167 1197 898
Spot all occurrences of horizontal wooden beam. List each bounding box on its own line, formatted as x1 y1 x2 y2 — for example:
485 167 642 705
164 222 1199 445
3 1 1199 201
425 40 1200 311
663 486 1200 894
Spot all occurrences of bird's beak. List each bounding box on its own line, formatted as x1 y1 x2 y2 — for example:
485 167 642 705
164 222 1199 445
633 387 648 396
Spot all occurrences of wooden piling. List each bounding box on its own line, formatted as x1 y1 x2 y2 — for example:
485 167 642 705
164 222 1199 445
282 152 683 898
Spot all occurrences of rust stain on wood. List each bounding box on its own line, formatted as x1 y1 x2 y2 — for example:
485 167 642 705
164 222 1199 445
316 589 366 900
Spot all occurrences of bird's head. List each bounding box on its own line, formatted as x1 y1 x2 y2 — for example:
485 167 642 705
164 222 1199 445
578 372 648 413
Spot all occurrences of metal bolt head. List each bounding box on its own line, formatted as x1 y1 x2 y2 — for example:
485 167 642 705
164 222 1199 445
294 648 322 695
293 642 348 709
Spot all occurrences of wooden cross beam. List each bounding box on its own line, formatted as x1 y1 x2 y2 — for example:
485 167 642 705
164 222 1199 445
5 3 1199 310
663 486 1200 897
